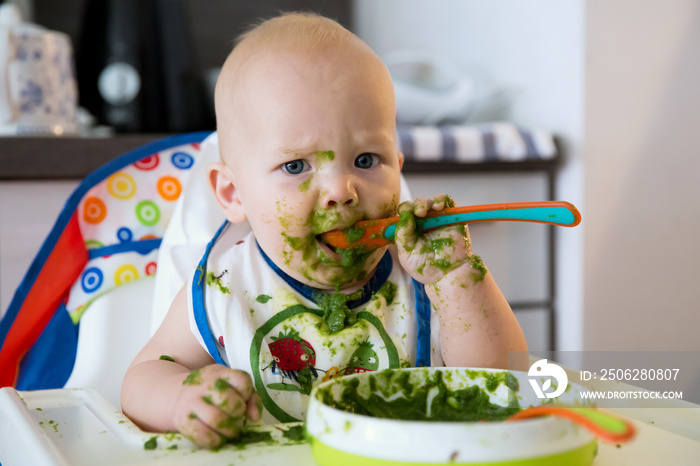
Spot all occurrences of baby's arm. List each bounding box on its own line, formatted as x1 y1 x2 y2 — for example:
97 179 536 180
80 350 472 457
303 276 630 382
395 195 528 370
121 287 261 448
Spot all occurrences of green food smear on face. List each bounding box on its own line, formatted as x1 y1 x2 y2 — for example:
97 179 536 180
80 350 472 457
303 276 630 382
308 208 341 235
317 369 520 422
470 255 488 283
182 369 203 386
298 174 313 192
281 204 381 288
159 355 175 362
205 271 230 294
315 289 363 333
282 424 307 441
315 150 335 165
144 436 158 450
188 412 198 419
373 280 397 305
331 246 372 284
255 294 272 303
282 232 310 254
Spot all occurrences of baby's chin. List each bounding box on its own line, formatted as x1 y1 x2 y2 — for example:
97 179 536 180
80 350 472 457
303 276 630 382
277 246 385 293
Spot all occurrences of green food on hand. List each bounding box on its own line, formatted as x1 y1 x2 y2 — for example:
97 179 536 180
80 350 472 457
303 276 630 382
159 355 175 362
182 369 203 386
214 378 230 392
470 255 488 283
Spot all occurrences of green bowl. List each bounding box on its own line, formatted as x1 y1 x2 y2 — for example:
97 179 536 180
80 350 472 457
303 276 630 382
306 367 597 465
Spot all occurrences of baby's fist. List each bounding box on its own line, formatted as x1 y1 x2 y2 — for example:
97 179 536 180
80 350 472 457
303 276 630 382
395 195 472 284
173 364 261 448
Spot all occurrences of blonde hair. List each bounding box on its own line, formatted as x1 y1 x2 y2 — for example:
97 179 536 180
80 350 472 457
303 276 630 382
214 12 379 161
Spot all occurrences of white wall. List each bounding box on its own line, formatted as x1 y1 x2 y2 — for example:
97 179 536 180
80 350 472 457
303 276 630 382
0 181 79 315
584 0 700 351
355 0 700 354
354 0 586 350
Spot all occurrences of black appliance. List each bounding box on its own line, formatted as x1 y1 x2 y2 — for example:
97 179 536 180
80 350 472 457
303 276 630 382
76 0 209 132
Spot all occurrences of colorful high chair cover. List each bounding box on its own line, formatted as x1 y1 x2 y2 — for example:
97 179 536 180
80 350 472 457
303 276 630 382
0 132 212 389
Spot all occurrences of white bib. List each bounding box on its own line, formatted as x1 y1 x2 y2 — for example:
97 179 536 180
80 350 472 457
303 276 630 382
188 222 440 423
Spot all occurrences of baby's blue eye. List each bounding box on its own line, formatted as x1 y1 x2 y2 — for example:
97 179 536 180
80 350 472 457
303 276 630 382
355 153 378 169
282 159 308 175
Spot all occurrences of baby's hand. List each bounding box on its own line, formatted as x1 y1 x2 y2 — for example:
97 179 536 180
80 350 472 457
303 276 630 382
172 364 261 448
395 195 473 284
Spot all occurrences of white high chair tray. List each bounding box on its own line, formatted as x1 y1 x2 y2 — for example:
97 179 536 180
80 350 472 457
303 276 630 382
1 386 699 465
0 387 313 465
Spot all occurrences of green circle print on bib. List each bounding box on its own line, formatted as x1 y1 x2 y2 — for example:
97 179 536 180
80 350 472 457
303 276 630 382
250 304 400 422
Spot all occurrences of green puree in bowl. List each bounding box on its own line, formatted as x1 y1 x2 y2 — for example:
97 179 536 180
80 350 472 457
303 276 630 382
317 369 521 422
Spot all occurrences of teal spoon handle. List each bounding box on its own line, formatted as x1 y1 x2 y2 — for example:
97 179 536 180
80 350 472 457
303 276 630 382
384 202 580 241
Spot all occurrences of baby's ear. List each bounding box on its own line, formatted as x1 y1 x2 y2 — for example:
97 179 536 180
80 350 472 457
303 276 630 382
207 162 247 223
397 151 404 170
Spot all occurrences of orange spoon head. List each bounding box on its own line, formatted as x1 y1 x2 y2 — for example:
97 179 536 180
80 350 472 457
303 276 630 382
320 218 395 250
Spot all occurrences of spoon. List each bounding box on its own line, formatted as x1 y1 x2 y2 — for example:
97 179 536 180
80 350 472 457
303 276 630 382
506 406 636 443
321 201 581 251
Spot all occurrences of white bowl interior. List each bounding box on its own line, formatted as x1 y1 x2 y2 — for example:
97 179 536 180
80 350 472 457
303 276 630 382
306 367 597 465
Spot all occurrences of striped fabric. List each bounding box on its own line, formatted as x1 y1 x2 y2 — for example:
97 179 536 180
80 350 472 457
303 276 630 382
397 122 556 162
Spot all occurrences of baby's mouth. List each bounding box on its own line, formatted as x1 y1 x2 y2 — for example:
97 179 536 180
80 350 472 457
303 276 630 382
316 234 342 260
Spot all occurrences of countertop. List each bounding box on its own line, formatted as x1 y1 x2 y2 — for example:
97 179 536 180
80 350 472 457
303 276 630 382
0 134 560 181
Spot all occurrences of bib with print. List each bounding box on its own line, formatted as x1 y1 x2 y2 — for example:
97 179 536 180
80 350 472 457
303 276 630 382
188 222 438 423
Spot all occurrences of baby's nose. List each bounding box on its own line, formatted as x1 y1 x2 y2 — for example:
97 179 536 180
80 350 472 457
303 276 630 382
320 178 358 208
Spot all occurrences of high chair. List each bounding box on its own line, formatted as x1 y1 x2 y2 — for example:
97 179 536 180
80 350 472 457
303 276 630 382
0 132 217 408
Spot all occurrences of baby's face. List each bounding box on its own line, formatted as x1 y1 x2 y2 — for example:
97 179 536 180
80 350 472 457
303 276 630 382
223 48 401 290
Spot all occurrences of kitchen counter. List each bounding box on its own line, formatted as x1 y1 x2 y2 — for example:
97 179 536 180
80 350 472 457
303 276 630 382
0 135 167 180
0 128 560 181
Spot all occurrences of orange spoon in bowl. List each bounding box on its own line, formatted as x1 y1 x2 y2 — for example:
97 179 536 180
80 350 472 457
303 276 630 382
506 406 636 444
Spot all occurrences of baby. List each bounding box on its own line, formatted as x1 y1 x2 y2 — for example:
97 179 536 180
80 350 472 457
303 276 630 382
121 12 527 448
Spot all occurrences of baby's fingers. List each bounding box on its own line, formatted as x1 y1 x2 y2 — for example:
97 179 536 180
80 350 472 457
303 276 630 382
396 201 419 250
431 194 456 212
205 378 249 418
414 198 433 217
175 402 237 448
246 393 262 423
